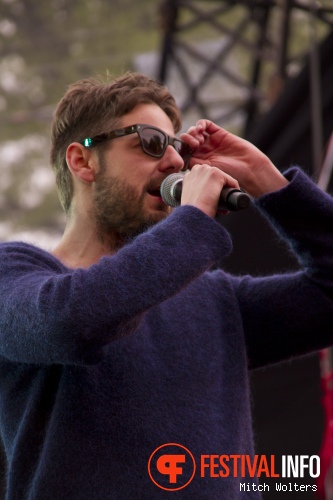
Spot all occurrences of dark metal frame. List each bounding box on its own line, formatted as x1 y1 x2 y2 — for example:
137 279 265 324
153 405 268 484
157 0 333 137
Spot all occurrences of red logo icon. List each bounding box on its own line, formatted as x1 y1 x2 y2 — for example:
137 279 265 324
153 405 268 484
148 443 196 491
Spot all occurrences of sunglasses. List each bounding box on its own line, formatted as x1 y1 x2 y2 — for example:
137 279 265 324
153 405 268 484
80 123 192 171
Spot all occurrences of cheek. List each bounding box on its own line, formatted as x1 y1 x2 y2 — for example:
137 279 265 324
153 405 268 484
98 147 153 190
126 166 150 189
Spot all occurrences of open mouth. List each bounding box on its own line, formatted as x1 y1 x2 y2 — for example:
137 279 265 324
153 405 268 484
146 179 168 205
147 188 162 198
146 181 164 198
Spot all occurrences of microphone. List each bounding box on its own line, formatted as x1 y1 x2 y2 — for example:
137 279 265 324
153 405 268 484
160 173 251 212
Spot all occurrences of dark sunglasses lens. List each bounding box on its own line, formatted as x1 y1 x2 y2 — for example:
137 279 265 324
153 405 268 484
141 129 166 157
174 140 191 166
173 140 187 156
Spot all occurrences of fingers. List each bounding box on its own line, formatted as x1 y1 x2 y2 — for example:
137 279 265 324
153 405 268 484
180 127 206 150
180 119 228 155
181 120 289 198
195 119 224 136
181 164 239 218
181 120 214 142
183 119 226 137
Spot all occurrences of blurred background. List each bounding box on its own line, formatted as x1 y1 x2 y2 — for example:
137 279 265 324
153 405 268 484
1 0 333 498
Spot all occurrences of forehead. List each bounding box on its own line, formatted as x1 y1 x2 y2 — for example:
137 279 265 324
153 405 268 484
120 103 176 136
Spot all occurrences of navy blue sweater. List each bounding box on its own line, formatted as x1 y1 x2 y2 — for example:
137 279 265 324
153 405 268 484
1 168 333 499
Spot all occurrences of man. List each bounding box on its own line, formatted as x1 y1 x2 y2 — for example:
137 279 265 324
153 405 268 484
0 72 332 499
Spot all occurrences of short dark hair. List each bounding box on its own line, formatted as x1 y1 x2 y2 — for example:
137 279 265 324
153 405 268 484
50 72 182 212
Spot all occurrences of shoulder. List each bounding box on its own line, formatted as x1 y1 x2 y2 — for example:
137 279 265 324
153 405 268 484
0 241 66 273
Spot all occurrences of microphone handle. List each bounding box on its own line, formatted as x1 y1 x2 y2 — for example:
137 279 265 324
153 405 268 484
173 182 250 212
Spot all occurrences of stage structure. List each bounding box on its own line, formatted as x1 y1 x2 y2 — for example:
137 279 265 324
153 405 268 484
158 0 333 176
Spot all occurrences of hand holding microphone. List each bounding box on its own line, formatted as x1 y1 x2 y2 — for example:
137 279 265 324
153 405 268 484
160 165 251 217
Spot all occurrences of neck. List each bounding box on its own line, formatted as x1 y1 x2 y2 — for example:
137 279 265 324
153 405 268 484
52 213 123 269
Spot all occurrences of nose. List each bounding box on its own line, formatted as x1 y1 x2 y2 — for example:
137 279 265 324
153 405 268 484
158 144 184 173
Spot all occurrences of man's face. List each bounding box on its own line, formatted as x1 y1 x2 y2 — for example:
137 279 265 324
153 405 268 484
91 103 185 242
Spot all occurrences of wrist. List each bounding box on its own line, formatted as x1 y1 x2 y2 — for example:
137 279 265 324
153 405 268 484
248 167 289 198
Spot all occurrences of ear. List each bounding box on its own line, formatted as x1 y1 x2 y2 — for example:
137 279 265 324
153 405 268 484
66 142 96 183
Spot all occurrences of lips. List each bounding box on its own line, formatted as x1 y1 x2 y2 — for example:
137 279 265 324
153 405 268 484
146 181 163 198
146 179 168 204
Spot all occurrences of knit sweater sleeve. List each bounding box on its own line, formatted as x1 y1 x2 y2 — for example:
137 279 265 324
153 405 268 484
0 205 232 365
231 167 333 368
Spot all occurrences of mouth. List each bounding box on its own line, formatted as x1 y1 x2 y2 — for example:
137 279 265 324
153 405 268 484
146 179 169 206
147 188 162 198
146 180 165 199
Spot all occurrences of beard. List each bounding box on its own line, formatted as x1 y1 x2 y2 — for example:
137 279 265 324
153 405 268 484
91 168 170 246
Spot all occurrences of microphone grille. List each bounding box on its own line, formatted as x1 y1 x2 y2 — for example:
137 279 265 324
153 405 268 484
160 173 184 207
